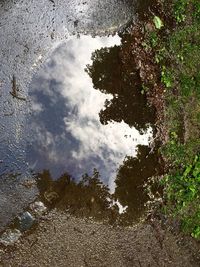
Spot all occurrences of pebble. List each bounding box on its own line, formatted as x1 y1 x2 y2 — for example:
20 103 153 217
0 229 22 246
30 201 47 216
18 211 35 232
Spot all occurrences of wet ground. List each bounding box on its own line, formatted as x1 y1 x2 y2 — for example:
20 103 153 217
1 1 200 267
0 0 161 231
1 210 199 267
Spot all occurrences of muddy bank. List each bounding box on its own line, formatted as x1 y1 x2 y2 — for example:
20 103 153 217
119 0 181 149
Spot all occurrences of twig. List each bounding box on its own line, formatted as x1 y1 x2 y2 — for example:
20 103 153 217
10 75 26 101
4 111 14 116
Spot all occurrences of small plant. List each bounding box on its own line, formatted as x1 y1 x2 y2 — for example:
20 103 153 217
149 32 158 48
173 0 188 23
141 41 151 51
192 226 200 238
155 47 165 63
163 155 200 238
153 16 164 29
141 84 149 95
161 66 173 88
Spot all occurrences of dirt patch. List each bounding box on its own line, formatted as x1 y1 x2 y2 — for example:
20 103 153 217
0 210 198 267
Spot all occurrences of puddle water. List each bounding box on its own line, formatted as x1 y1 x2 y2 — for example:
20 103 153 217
0 0 163 236
27 35 151 187
25 34 162 224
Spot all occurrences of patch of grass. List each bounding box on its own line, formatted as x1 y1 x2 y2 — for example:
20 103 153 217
192 0 200 21
162 155 200 238
173 0 188 23
173 0 200 23
161 66 173 88
149 0 200 238
142 0 200 238
161 6 200 153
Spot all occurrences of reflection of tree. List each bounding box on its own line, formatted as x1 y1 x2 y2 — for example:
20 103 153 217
114 145 163 224
36 169 119 224
36 145 163 225
86 40 155 132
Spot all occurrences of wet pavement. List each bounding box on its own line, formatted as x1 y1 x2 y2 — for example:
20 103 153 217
0 0 159 231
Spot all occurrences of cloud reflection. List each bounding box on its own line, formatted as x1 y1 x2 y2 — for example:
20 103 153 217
27 35 153 191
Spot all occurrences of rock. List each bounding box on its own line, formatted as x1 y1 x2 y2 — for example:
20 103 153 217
30 201 47 216
0 229 21 246
18 212 35 232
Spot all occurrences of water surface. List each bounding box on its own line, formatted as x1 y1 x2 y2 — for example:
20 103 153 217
0 0 159 230
27 35 153 192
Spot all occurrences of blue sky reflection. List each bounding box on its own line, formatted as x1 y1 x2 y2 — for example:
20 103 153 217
27 35 153 191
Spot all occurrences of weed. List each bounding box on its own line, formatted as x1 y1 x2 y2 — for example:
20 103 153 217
149 32 158 48
162 155 200 238
141 84 149 95
161 66 173 88
155 47 165 63
153 0 200 239
173 0 188 23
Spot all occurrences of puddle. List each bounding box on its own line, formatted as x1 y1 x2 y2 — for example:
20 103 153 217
25 34 162 224
0 0 162 234
27 35 152 187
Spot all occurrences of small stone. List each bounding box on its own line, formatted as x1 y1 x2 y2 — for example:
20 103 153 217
0 229 21 246
18 211 35 232
30 201 47 215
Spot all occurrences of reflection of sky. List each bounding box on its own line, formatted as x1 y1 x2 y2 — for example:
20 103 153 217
27 35 153 191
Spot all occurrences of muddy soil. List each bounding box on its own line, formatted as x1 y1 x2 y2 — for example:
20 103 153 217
0 210 199 267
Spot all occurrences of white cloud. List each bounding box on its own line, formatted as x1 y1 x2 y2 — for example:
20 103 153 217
29 35 153 190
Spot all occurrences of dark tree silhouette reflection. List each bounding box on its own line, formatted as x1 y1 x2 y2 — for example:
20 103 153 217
36 145 163 225
114 145 163 224
86 40 155 132
36 169 119 224
34 35 162 226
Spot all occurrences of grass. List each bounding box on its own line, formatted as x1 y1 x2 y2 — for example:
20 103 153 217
144 0 200 238
161 15 200 166
162 155 200 238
